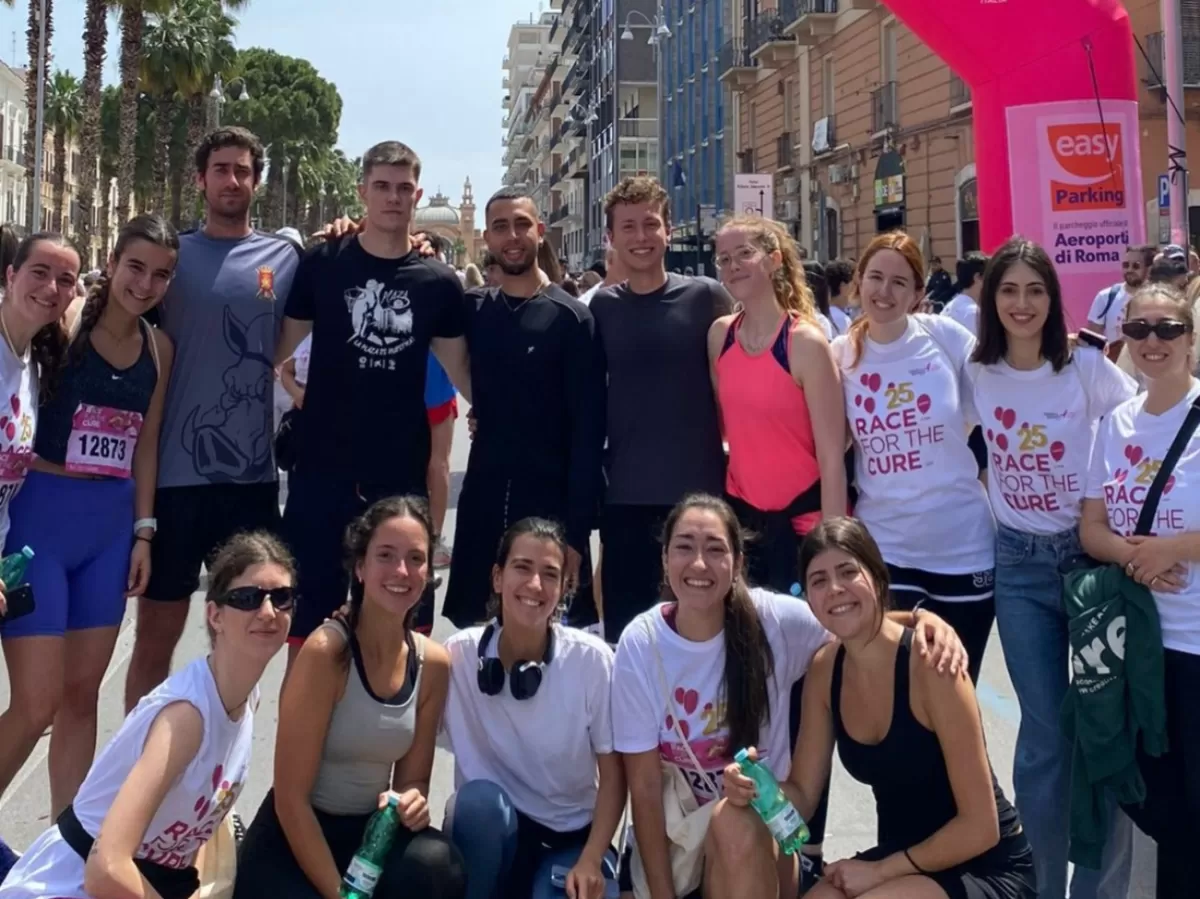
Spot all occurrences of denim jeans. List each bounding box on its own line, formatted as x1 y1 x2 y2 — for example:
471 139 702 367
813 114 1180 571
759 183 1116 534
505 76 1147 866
446 779 618 899
994 524 1134 899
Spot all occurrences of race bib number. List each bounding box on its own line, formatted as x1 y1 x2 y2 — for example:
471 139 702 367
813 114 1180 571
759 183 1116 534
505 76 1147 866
0 446 32 510
65 404 142 478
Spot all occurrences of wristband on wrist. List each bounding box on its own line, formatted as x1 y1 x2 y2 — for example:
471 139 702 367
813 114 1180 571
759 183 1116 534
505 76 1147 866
904 848 927 875
134 517 157 535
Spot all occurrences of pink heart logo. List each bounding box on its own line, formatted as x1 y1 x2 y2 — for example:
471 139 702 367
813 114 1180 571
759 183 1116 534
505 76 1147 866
864 397 876 414
1002 408 1016 430
678 719 691 739
993 406 1005 422
859 373 870 387
867 372 882 393
986 429 994 442
854 395 862 407
1114 468 1127 483
4 423 14 441
211 765 224 790
683 689 699 715
1050 441 1065 461
1125 445 1144 465
665 714 674 730
10 395 19 416
674 687 686 706
995 433 1009 451
916 394 931 414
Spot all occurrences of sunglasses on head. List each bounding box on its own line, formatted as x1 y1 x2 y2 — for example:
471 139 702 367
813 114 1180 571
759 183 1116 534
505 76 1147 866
213 585 296 612
1120 319 1192 342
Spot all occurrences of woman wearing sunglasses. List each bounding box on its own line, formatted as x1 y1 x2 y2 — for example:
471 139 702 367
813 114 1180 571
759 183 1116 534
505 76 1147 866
0 531 294 899
441 517 621 899
235 496 466 899
968 238 1136 899
1080 284 1200 895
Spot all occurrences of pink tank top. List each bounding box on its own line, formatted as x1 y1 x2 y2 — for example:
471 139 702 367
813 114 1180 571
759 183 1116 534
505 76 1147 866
717 313 822 534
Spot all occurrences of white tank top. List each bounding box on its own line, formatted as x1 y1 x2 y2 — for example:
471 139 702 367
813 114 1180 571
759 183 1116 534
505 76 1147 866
0 657 257 898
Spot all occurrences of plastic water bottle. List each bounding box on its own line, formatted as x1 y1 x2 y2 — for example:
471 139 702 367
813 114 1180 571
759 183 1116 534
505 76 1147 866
340 795 400 898
734 748 809 855
0 546 34 588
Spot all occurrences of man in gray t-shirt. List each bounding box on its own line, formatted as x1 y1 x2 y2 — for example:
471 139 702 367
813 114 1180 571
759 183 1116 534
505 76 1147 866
125 127 301 712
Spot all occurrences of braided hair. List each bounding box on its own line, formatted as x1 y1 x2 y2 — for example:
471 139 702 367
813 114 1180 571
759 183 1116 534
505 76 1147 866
68 214 179 369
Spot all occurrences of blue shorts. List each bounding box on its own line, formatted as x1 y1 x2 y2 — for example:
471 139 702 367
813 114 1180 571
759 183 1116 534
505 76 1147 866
0 471 135 638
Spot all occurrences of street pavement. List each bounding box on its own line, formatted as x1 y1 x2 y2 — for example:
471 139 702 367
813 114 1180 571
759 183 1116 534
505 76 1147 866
0 411 1156 895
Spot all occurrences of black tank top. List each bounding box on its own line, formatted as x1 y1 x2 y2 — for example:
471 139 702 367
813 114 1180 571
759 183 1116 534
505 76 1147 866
832 629 1022 851
34 320 159 466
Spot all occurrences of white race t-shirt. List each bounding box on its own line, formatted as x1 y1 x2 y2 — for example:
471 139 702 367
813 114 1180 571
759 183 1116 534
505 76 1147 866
941 294 979 335
443 624 615 832
0 337 37 548
833 314 994 576
1086 381 1200 655
816 313 834 341
971 348 1135 535
0 658 256 898
1086 282 1130 343
611 589 829 805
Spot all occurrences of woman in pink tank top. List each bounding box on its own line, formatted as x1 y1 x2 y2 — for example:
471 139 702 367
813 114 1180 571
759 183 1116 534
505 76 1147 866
707 215 849 594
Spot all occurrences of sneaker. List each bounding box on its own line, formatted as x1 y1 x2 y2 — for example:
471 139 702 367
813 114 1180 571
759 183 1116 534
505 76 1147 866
433 538 452 570
799 854 823 895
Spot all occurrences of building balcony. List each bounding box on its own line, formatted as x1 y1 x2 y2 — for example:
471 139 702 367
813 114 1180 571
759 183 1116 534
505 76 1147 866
1142 30 1200 89
949 73 971 110
618 118 658 139
549 205 570 226
719 40 758 90
748 14 796 69
781 0 838 46
503 75 510 89
871 81 898 134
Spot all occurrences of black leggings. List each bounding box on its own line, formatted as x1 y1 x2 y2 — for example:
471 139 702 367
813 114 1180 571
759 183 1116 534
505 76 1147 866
1123 648 1200 897
233 789 466 899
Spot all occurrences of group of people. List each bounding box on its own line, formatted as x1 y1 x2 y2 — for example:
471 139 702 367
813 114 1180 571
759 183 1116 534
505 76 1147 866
0 117 1191 899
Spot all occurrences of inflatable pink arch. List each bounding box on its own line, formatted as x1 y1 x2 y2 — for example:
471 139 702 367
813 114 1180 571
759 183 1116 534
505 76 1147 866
882 0 1144 325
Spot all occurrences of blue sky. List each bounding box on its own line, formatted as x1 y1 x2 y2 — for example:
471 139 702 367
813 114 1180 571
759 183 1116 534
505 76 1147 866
0 0 544 214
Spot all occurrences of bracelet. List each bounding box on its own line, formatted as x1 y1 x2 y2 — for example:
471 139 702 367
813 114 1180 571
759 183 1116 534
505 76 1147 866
133 517 157 535
135 534 153 544
910 600 926 620
904 848 928 875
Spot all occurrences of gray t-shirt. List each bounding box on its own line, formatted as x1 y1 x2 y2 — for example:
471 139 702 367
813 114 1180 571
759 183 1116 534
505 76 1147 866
591 273 732 506
157 230 300 488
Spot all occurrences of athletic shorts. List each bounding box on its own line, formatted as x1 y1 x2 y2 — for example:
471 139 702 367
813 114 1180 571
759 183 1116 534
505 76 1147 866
282 471 433 644
427 398 458 427
145 482 282 602
0 471 135 637
856 835 1036 899
886 564 996 684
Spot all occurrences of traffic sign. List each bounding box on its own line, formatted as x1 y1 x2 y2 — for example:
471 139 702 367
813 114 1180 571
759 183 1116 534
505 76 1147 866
1159 174 1171 210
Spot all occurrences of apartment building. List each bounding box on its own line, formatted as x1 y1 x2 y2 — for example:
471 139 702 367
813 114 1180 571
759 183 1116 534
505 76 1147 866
0 61 30 229
722 0 1200 264
659 0 730 251
502 11 558 193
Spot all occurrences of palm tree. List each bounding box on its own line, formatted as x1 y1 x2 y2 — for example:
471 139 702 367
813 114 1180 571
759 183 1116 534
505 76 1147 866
23 0 52 231
142 5 200 211
46 71 82 234
98 85 120 257
75 0 108 260
179 0 237 223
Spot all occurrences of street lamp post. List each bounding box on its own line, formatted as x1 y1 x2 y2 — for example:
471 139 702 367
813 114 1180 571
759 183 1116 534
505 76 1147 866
620 7 671 190
209 74 250 130
31 0 48 232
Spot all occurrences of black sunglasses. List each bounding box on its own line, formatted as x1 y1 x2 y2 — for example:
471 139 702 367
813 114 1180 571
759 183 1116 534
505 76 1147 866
1121 319 1192 342
213 585 296 612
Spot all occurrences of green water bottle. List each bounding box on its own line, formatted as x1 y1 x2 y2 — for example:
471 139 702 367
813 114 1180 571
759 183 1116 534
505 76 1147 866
340 795 401 899
0 546 34 588
734 748 809 855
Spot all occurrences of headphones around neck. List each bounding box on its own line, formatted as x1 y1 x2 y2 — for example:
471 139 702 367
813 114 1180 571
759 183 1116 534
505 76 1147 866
476 619 554 701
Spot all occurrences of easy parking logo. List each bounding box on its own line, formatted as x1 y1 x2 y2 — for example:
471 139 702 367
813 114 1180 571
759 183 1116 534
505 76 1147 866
1048 122 1125 212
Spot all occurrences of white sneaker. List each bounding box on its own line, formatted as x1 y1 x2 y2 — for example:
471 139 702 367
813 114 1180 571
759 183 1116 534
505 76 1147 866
433 537 452 569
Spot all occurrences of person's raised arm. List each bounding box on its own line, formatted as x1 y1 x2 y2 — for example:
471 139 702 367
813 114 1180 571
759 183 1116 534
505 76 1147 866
273 629 348 899
792 324 848 523
83 701 204 899
388 640 450 832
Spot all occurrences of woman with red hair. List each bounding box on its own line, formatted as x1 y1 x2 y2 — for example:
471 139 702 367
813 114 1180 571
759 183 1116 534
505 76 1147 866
831 232 995 680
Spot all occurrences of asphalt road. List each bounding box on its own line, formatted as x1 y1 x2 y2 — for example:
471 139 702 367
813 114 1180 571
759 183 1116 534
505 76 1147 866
0 411 1156 896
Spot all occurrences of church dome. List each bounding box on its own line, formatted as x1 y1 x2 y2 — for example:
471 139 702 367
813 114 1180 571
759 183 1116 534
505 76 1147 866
415 191 460 226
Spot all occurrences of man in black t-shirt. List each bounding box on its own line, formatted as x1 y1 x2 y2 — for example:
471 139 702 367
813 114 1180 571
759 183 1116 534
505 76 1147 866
275 141 470 660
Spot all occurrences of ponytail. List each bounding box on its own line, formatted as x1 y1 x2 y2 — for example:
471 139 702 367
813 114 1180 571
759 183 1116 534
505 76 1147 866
846 314 871 369
31 320 69 400
69 274 112 365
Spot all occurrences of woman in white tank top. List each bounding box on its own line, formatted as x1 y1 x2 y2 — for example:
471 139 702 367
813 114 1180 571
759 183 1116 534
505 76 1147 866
234 497 465 899
0 530 295 899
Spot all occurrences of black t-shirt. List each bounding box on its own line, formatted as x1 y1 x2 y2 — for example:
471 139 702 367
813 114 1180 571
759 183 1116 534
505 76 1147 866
284 236 467 486
464 284 606 550
591 273 732 506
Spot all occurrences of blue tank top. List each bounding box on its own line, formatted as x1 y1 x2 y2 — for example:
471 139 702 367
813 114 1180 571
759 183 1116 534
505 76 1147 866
34 319 159 468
